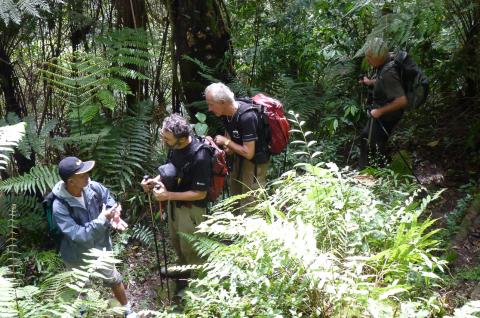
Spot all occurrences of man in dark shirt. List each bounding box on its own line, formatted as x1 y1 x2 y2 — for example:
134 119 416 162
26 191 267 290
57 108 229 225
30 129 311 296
358 38 408 169
205 82 269 210
141 114 211 266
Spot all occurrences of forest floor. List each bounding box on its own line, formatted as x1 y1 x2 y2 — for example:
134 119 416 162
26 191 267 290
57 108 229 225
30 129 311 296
117 224 176 314
392 99 480 309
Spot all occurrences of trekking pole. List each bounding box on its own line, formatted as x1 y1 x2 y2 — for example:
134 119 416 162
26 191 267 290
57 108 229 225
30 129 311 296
367 114 374 151
154 185 172 302
143 176 171 301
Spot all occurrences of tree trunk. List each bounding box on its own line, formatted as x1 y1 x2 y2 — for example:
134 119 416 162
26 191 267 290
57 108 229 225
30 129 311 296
114 0 148 111
0 34 35 174
68 0 92 52
0 45 22 117
169 0 234 111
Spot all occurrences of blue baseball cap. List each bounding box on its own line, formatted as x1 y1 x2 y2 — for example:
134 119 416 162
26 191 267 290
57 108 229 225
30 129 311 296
59 156 95 181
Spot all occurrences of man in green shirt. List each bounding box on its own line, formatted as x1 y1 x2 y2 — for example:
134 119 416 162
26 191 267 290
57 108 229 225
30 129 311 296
358 38 408 169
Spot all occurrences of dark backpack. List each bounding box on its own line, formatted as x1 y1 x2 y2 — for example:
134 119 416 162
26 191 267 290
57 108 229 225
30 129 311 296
181 136 228 202
43 193 71 242
237 94 290 159
393 50 429 109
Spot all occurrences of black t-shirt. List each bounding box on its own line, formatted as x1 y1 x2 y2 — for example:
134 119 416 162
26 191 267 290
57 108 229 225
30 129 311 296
222 101 259 146
167 137 211 207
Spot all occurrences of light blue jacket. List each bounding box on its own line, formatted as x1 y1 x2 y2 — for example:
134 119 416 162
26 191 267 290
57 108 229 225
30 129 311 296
52 180 116 266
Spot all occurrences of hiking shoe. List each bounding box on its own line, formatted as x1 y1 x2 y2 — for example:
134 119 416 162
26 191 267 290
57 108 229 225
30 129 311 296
124 308 137 318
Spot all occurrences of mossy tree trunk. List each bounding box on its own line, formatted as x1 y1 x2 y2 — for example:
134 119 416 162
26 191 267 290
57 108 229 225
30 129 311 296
169 0 234 115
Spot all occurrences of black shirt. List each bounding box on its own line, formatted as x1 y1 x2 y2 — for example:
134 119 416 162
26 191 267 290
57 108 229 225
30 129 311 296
168 137 211 207
222 101 259 146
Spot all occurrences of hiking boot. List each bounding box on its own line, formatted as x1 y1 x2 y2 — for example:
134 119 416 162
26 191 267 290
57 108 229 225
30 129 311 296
171 278 189 309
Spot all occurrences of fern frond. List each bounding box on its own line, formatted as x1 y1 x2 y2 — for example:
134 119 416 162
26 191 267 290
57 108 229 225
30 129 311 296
41 52 131 125
96 28 152 80
0 0 61 25
38 271 74 302
93 101 153 192
0 267 17 317
51 132 105 153
179 232 228 260
0 122 26 170
0 194 43 216
0 165 59 195
131 224 154 247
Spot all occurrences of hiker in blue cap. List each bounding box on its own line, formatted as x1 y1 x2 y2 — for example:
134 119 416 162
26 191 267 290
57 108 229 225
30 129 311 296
52 156 137 318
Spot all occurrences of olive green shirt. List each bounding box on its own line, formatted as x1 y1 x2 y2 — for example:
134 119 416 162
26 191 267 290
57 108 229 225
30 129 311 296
373 60 405 107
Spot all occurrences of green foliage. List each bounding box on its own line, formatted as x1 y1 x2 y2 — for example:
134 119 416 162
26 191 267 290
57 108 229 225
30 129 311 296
132 224 155 248
0 194 45 249
0 267 18 317
0 165 59 195
445 183 477 240
92 101 153 192
148 160 447 316
0 248 126 317
4 204 22 280
0 0 61 25
96 28 152 81
444 300 480 318
193 112 208 136
0 194 42 216
457 266 480 281
0 122 26 171
41 52 131 127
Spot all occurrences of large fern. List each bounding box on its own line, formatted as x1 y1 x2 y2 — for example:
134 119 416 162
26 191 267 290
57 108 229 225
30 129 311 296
92 101 153 192
0 194 42 215
96 28 152 81
41 52 131 129
0 165 59 195
0 267 18 317
0 0 62 25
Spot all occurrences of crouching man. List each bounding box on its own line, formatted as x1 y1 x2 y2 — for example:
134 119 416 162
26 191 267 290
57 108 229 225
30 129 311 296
52 156 136 318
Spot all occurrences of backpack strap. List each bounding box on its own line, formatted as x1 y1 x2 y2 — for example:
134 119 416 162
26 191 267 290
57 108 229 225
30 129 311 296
179 137 211 180
237 98 260 118
88 181 105 210
52 194 74 215
51 194 83 227
235 98 270 165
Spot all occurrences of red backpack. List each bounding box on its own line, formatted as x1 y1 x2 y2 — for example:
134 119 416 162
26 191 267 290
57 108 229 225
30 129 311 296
251 94 290 155
185 136 228 202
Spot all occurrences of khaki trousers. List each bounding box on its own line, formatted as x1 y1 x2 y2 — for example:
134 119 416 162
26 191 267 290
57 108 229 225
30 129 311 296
168 203 206 265
229 156 269 212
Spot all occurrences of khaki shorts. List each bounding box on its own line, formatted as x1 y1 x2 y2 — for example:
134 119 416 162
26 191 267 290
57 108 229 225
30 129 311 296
65 262 123 288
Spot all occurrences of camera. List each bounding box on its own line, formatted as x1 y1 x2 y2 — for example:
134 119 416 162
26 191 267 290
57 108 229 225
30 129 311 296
157 163 178 191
